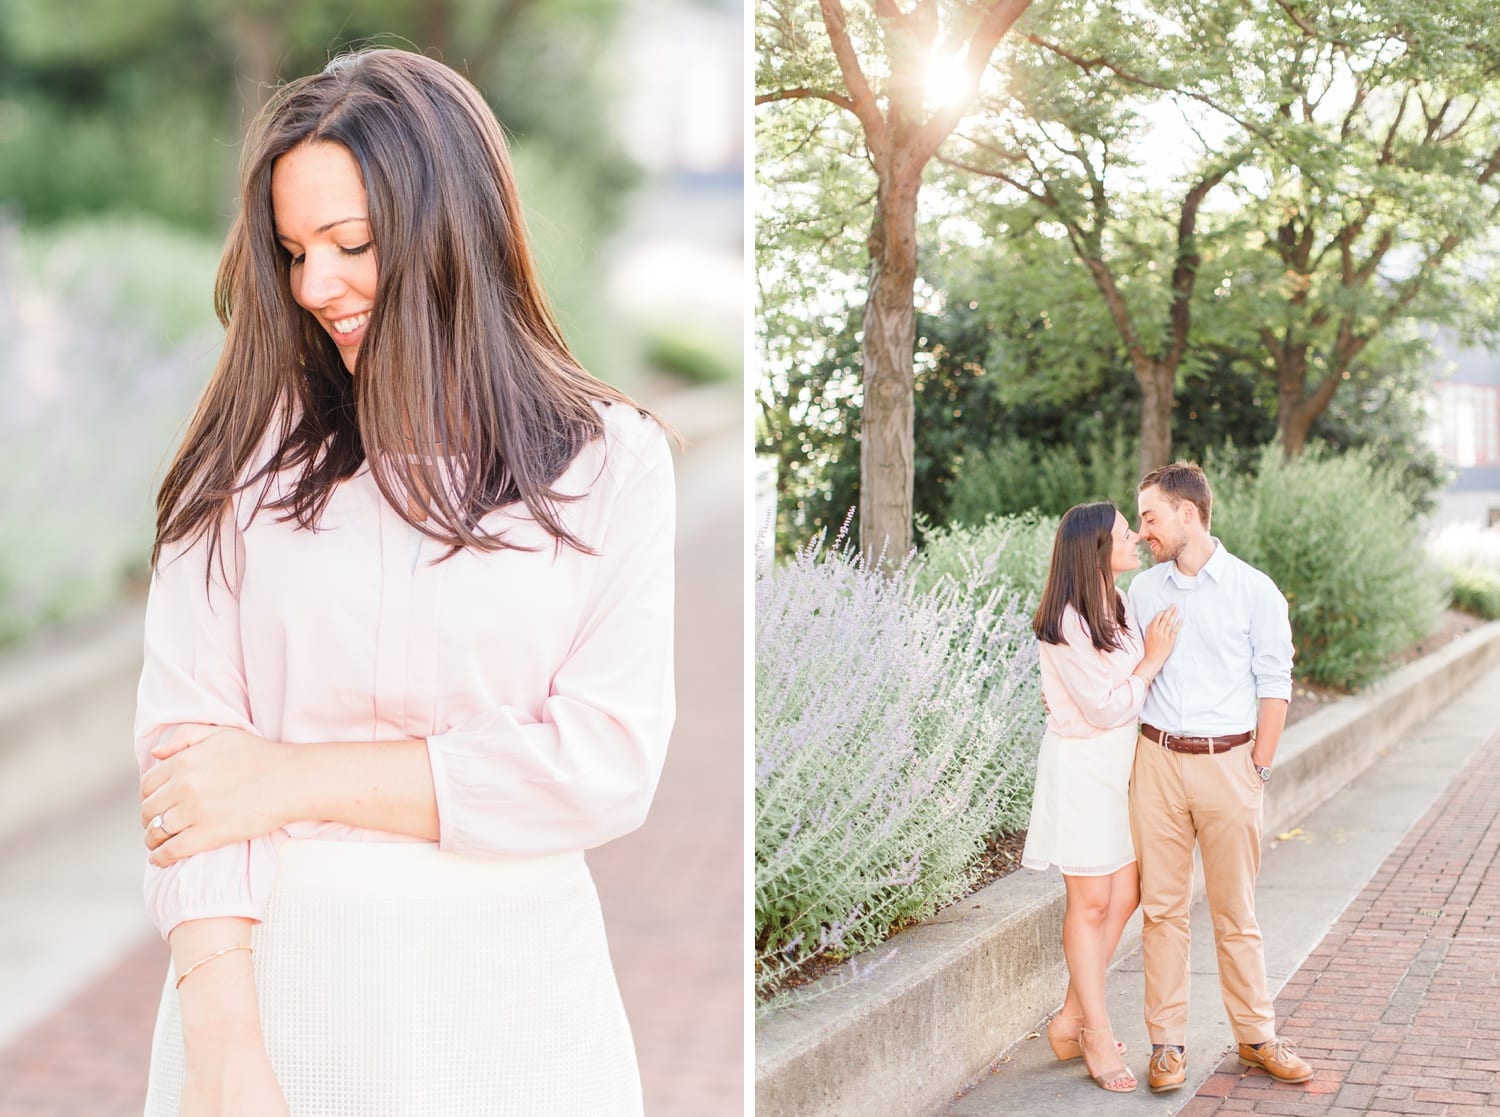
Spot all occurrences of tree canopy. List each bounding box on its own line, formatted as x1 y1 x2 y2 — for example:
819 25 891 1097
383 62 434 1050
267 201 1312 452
0 0 635 233
757 0 1500 557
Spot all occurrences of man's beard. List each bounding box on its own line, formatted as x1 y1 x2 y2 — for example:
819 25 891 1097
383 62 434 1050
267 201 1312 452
1152 531 1187 563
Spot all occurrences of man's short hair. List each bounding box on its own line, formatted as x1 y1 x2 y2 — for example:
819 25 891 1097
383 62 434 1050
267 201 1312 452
1139 461 1212 528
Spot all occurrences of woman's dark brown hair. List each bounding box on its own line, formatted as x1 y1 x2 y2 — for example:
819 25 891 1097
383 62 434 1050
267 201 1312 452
154 47 650 569
1032 501 1129 652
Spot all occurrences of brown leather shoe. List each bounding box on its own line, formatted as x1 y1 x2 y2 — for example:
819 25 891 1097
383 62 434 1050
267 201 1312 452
1238 1039 1313 1084
1147 1045 1186 1093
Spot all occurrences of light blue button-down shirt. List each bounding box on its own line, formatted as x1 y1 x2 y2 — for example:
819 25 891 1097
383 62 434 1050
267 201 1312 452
1127 539 1294 735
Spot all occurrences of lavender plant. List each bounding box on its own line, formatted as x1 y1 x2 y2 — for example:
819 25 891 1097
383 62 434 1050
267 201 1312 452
755 525 1044 1006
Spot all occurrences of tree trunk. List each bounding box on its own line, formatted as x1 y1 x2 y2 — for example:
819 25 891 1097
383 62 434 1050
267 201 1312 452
1273 343 1312 458
1279 410 1312 457
221 6 285 227
422 0 456 60
1135 357 1174 476
859 167 921 567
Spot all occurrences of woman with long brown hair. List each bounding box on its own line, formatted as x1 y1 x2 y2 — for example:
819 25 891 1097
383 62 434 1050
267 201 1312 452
133 48 674 1115
1021 501 1178 1094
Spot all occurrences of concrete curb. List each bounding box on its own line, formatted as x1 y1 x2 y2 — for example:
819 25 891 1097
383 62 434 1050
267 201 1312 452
753 619 1500 1117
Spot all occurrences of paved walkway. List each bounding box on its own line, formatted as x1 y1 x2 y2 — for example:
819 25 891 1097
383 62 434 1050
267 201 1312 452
1182 728 1500 1117
945 656 1500 1116
0 394 742 1117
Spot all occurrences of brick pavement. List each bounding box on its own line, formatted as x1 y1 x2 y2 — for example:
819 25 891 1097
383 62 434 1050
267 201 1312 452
0 425 743 1117
1180 729 1500 1117
0 940 163 1117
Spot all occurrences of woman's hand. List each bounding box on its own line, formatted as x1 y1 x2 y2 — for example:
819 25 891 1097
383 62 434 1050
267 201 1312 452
141 725 290 865
1138 605 1182 677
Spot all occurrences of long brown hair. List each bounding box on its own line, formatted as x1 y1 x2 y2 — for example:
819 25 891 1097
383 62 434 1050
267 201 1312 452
1032 501 1129 652
155 47 650 569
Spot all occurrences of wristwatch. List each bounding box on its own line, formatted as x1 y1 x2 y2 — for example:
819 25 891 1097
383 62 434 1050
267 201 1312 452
1254 764 1272 782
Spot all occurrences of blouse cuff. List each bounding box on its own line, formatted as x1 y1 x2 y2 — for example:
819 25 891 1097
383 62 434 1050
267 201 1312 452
425 702 662 857
144 835 279 940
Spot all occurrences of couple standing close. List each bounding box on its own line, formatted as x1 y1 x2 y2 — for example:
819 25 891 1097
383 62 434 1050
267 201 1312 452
1020 462 1315 1095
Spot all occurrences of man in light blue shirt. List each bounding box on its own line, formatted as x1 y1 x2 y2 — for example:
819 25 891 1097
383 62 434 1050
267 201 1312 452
1127 462 1313 1092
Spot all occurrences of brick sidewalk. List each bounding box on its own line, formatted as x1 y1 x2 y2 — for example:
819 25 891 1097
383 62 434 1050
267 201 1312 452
0 940 163 1117
1181 730 1500 1117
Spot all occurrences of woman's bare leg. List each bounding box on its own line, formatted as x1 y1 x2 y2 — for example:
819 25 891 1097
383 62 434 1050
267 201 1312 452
1061 872 1113 1029
1099 862 1140 969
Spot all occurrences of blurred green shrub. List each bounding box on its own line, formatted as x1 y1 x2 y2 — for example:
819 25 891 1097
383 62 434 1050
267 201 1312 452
1 214 221 645
18 213 221 339
914 511 1059 605
1444 566 1500 620
1213 443 1445 689
945 427 1138 527
643 323 739 384
0 92 226 229
511 143 640 393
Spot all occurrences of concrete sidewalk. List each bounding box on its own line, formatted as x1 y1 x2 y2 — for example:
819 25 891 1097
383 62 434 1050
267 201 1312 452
943 657 1500 1116
0 388 742 1117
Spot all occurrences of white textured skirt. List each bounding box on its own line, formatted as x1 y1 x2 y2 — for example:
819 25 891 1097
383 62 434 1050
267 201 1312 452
143 839 641 1116
1021 721 1139 877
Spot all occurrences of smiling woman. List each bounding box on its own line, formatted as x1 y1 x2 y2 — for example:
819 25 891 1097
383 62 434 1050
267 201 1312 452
270 142 377 368
135 47 676 1117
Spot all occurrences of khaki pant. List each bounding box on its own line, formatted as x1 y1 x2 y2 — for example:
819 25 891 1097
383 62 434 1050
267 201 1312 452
1129 733 1276 1046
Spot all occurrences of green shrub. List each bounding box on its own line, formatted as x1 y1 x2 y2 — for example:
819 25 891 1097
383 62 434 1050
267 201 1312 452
509 144 640 393
914 511 1059 605
643 323 740 384
18 214 221 340
1212 443 1445 689
946 427 1138 526
1 215 222 645
1445 566 1500 620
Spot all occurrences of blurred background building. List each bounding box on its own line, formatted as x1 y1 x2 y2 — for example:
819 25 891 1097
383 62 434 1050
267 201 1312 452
1427 339 1500 527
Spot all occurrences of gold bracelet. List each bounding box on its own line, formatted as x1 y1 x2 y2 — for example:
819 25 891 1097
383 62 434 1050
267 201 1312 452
175 943 253 990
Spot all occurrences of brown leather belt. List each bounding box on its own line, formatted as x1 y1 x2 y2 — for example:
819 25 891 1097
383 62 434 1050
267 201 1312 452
1141 723 1253 755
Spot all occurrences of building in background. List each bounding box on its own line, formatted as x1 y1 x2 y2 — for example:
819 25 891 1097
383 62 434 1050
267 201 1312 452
607 0 743 373
1428 340 1500 526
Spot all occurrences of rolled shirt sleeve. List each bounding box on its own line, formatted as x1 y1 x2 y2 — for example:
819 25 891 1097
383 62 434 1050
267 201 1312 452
1248 570 1294 702
134 515 279 938
424 425 677 855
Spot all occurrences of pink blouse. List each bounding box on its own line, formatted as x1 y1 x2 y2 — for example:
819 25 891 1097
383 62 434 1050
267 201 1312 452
134 403 675 938
1038 604 1146 737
